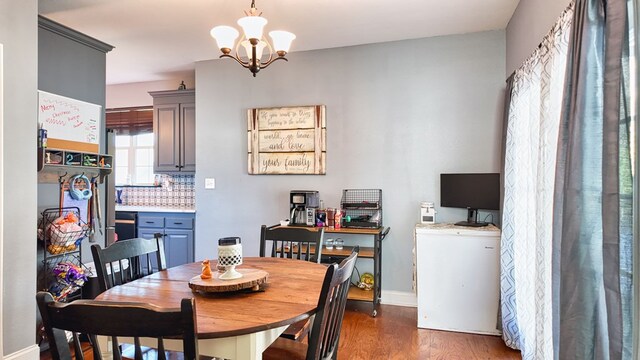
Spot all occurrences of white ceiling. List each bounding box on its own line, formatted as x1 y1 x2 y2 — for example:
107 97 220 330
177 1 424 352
39 0 519 85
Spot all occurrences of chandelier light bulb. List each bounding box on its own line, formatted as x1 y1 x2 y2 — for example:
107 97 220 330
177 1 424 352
241 40 267 61
237 16 267 40
210 26 240 53
269 31 296 55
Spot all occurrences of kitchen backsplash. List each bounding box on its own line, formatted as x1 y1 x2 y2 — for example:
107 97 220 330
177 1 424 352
117 174 195 208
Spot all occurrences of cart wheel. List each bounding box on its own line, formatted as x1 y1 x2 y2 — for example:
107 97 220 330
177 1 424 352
372 309 378 317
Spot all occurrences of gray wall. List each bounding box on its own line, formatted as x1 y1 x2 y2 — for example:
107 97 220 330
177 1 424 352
195 30 505 294
0 0 38 355
506 0 572 75
38 20 110 263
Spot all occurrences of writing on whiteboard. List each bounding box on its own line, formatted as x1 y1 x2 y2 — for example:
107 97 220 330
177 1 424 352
38 91 101 144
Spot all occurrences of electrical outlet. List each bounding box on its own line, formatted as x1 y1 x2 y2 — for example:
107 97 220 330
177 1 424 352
205 178 216 189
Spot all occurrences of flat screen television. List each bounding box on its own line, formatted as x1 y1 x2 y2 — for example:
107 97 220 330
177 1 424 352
440 173 500 227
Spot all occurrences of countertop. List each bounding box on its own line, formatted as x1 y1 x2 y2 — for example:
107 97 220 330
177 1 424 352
115 205 196 213
415 222 500 235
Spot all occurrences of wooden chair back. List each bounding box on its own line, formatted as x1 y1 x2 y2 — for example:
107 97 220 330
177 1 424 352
91 235 166 293
260 225 324 263
36 291 198 360
307 248 359 360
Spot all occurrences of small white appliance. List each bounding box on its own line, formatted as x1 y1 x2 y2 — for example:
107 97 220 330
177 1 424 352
420 202 436 224
415 224 501 335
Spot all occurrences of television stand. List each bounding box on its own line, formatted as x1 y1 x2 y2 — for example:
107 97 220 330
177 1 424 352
455 208 489 227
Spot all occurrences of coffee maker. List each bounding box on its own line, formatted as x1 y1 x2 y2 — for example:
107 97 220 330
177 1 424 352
290 190 320 226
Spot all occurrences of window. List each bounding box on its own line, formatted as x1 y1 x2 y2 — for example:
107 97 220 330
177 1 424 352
115 133 155 185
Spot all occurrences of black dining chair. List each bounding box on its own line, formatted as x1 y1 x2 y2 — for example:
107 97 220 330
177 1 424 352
36 291 198 360
260 224 324 263
263 247 359 360
90 235 166 293
90 235 167 358
260 224 325 341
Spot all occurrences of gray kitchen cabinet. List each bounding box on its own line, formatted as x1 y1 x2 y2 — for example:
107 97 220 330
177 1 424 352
149 89 195 173
164 229 194 269
137 212 195 268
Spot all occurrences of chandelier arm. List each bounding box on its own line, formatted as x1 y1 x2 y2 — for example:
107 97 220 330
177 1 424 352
219 54 251 69
261 56 288 69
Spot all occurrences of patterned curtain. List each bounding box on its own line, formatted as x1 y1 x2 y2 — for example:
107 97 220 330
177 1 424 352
500 3 574 359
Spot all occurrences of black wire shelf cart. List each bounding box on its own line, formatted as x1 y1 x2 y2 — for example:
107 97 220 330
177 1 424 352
38 207 92 302
324 189 388 316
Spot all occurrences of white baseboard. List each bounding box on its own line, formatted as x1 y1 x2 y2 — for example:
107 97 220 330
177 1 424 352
5 344 39 360
381 290 417 307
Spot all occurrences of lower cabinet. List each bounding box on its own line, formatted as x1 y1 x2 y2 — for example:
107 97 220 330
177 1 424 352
138 212 195 269
164 229 194 268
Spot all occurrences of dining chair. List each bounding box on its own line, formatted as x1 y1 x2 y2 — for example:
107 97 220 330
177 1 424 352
90 235 167 357
90 235 166 293
260 224 324 263
263 247 359 360
36 291 198 360
260 224 325 341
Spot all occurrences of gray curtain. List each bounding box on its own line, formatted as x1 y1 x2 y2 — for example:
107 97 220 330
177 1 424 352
552 0 635 359
634 3 640 360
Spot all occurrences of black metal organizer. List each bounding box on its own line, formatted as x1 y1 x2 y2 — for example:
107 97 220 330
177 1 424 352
340 189 383 229
38 207 92 302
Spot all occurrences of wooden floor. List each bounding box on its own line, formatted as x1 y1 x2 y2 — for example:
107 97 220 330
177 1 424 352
338 302 520 359
40 302 521 360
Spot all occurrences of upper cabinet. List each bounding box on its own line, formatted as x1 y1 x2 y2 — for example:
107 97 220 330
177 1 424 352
149 89 195 173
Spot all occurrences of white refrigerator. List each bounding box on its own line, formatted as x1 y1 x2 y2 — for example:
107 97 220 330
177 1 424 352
415 224 501 335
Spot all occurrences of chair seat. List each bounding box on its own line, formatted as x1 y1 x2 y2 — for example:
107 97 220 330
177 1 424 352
281 318 311 341
263 337 308 360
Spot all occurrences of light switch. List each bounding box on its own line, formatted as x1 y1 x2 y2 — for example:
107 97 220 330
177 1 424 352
205 178 216 189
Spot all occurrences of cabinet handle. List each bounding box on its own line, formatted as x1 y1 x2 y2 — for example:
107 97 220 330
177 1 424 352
175 165 180 168
173 222 183 225
145 221 155 224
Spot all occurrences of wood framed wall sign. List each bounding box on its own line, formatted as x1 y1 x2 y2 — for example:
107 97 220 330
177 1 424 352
248 105 326 175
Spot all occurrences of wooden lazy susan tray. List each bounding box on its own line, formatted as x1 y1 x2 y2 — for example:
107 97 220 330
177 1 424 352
189 268 269 293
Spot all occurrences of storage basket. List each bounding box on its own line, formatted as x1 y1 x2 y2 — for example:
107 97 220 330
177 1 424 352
39 207 90 255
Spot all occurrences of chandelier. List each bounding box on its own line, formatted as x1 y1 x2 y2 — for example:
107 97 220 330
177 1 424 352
210 0 296 77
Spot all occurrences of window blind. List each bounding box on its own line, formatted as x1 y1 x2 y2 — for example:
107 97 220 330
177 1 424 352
106 107 153 135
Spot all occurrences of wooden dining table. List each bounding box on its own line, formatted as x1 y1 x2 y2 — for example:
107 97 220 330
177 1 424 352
95 257 327 360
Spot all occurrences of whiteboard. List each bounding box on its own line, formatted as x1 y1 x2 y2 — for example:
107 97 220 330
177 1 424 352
38 91 101 146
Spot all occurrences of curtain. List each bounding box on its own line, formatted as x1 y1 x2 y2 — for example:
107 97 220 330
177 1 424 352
634 3 639 359
500 4 574 360
552 0 635 358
